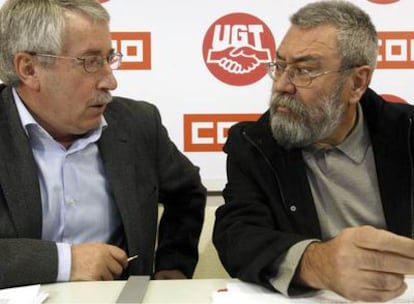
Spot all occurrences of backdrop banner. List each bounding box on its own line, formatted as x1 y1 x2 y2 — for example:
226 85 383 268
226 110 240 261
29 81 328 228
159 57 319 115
1 0 412 191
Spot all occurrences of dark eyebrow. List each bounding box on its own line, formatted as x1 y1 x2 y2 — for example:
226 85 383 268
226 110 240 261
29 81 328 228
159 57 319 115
276 51 322 65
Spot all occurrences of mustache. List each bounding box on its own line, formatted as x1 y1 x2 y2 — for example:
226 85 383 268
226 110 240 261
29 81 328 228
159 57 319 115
270 93 306 115
91 92 113 106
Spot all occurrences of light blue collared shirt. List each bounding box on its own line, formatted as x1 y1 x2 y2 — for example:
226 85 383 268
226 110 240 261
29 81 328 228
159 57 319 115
13 88 122 282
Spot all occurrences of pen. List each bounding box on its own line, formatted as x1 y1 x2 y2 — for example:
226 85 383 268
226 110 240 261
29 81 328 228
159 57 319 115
127 254 139 262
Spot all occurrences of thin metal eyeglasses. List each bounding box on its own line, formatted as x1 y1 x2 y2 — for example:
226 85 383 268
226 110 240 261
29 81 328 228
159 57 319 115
28 51 123 73
266 61 355 88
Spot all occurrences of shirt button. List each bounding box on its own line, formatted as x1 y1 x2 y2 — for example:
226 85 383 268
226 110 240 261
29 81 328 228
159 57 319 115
290 205 297 212
67 198 76 204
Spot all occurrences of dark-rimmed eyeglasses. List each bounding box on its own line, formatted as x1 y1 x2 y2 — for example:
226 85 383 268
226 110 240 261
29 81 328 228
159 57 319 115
266 61 355 88
28 52 123 73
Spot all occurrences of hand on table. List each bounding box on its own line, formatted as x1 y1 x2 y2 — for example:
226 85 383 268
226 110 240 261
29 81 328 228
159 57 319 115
297 226 414 302
70 243 128 281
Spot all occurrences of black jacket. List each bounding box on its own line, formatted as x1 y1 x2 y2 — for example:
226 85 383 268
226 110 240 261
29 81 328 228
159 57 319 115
213 88 414 290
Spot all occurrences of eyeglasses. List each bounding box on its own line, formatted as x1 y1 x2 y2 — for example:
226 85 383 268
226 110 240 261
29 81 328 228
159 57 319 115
28 52 123 73
266 61 354 88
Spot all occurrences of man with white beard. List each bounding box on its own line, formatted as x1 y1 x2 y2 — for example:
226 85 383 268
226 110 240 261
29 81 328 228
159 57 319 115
213 1 414 302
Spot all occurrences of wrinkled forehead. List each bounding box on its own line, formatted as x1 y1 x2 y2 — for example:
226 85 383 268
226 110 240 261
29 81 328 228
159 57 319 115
276 24 340 65
61 10 111 55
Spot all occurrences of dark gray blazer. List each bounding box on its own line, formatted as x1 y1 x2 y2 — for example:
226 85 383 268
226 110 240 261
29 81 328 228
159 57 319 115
0 85 206 288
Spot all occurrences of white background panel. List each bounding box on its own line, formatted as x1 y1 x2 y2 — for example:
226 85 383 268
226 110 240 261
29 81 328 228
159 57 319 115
0 0 412 191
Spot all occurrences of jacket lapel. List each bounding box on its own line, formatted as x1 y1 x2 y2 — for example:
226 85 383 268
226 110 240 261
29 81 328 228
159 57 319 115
98 111 149 271
361 90 414 237
247 113 322 238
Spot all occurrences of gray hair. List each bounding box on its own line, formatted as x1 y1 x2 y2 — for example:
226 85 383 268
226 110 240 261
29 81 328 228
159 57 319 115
0 0 110 86
290 0 378 71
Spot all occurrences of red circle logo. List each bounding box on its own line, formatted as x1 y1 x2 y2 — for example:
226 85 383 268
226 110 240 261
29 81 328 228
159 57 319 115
99 0 109 3
367 0 399 4
203 13 276 86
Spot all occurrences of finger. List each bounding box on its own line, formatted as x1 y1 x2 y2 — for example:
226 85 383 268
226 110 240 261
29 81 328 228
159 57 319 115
107 259 124 278
353 270 405 290
107 245 128 268
348 281 407 303
353 226 414 258
100 267 115 281
359 249 414 274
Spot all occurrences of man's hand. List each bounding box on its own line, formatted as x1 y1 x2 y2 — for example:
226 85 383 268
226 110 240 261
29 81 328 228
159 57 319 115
153 269 187 280
297 226 414 302
70 243 128 281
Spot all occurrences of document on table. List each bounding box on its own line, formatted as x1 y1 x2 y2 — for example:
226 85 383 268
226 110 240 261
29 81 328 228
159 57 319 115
0 284 48 304
212 277 414 303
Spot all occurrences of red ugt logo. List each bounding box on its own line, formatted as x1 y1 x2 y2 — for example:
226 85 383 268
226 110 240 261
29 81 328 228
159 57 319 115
367 0 399 3
203 13 276 86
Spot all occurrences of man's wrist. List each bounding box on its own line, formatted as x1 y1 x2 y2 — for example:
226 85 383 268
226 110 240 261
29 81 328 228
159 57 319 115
296 242 325 290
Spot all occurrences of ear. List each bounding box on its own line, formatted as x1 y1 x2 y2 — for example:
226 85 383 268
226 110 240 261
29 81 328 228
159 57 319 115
348 65 372 105
14 52 40 90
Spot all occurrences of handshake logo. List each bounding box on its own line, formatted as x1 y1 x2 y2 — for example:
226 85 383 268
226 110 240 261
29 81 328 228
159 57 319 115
208 46 271 75
203 13 276 86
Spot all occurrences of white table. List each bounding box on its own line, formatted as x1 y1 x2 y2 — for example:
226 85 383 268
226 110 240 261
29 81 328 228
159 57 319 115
30 276 414 304
42 278 234 303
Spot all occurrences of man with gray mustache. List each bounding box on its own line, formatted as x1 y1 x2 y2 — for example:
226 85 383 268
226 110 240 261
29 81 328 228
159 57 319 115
213 0 414 302
270 80 345 149
0 0 206 288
